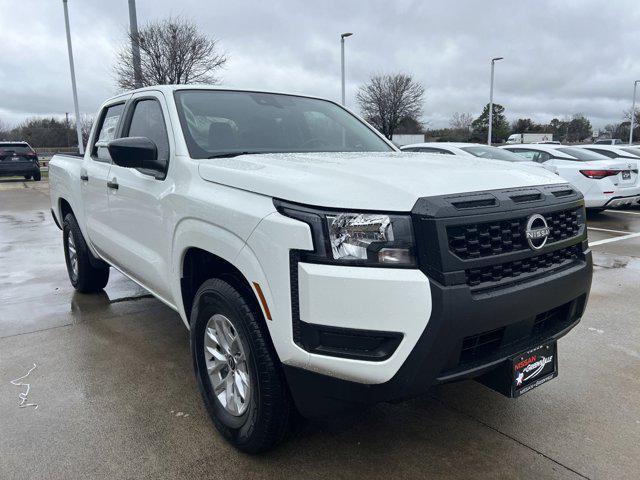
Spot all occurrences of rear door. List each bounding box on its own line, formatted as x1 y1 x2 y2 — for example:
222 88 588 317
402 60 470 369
104 91 175 302
81 102 126 256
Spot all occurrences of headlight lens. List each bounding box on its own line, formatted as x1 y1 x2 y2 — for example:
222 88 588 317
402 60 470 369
275 200 415 267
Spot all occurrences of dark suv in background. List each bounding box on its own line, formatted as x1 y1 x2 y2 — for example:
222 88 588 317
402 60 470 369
0 142 41 181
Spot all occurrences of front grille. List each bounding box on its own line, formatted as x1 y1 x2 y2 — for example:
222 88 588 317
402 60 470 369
458 301 574 367
448 207 581 260
466 244 582 288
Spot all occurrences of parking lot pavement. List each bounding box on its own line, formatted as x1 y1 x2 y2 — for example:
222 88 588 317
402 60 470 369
1 181 639 480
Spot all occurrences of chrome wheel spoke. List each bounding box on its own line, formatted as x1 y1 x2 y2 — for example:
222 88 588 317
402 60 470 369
211 373 226 396
225 373 235 413
205 346 226 363
234 371 246 399
203 313 251 416
67 231 79 279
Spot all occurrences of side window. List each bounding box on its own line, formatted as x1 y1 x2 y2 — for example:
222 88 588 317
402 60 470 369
414 147 453 154
586 148 616 158
92 103 125 162
509 149 536 161
125 99 170 168
536 151 551 162
516 149 549 163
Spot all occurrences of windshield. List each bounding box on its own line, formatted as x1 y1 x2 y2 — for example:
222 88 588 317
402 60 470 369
620 147 640 157
459 145 528 162
556 147 610 161
174 90 394 158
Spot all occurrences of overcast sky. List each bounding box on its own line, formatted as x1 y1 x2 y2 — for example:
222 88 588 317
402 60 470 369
2 0 640 130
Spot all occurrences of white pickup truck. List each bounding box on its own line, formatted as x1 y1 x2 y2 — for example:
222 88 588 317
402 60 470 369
49 86 593 453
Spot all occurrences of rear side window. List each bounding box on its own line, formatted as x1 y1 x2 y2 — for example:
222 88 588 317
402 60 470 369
124 99 170 167
459 146 528 162
583 148 617 158
403 147 453 154
506 148 549 162
92 103 125 162
556 147 608 161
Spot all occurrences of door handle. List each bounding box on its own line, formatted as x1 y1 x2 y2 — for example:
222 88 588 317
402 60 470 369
107 180 119 190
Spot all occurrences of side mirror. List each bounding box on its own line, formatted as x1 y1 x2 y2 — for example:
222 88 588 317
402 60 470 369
107 137 162 171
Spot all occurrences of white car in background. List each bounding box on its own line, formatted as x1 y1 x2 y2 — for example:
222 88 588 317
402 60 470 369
593 138 624 145
400 142 558 174
501 144 640 210
577 144 640 161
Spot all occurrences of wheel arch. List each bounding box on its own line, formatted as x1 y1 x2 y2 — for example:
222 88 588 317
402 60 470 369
180 247 261 322
58 197 74 222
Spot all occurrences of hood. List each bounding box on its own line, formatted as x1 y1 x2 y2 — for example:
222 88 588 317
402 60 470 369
198 152 565 211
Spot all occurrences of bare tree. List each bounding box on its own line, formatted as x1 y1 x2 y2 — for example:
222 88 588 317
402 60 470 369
449 112 473 131
0 118 11 140
77 114 94 146
114 17 227 90
356 73 425 139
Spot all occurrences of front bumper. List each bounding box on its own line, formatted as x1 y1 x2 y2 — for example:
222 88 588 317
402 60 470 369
284 249 592 417
283 185 593 418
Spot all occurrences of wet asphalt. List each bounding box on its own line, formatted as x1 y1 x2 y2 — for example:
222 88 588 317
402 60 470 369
0 179 639 480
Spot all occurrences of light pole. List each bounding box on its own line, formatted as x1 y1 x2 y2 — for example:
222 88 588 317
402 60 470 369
487 56 503 145
62 0 84 154
629 80 640 145
340 32 353 105
128 0 143 89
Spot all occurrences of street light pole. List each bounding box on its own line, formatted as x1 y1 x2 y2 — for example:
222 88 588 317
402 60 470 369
62 0 84 154
629 80 640 145
340 32 353 105
487 56 503 145
128 0 143 89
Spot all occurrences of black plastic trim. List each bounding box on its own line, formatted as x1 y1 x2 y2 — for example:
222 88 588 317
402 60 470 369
299 321 403 361
604 193 640 206
283 249 593 418
411 184 587 286
51 208 62 230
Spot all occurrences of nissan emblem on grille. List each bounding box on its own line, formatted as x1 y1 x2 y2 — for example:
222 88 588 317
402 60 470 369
525 214 551 250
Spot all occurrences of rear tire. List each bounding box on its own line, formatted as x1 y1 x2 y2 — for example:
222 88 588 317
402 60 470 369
33 171 41 181
190 278 294 453
24 175 31 180
62 213 109 293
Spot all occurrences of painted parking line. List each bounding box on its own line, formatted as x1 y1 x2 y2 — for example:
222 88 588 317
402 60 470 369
589 231 640 246
588 227 633 235
604 210 640 216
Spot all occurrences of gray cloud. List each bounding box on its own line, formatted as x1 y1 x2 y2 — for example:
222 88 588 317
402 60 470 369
2 0 639 130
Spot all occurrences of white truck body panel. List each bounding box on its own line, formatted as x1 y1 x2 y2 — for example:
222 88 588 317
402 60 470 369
506 133 554 144
49 85 579 387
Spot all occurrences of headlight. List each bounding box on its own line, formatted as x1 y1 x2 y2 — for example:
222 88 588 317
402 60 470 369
275 200 416 267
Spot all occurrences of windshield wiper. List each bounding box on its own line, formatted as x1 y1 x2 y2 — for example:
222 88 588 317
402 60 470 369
207 151 270 159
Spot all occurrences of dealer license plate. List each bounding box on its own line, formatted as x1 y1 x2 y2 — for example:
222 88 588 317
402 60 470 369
511 342 557 397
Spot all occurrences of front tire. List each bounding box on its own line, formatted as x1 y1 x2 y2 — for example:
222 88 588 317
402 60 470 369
24 175 31 180
63 213 109 293
33 171 41 181
190 278 294 453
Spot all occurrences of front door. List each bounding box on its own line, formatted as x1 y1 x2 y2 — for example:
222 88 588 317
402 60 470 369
105 92 175 303
81 102 126 258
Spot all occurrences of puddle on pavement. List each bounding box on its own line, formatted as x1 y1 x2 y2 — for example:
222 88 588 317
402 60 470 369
592 251 640 270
